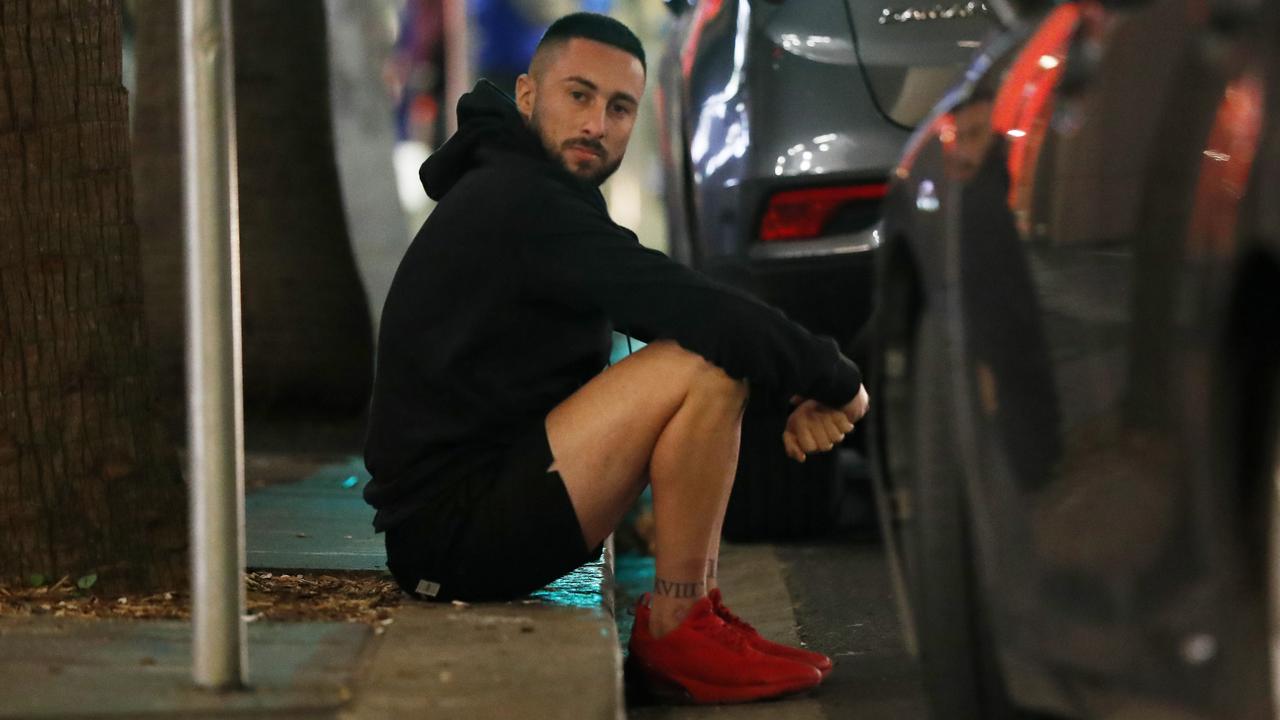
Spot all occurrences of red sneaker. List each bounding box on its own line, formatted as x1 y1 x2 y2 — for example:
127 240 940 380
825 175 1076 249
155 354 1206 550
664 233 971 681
709 588 833 677
627 595 822 704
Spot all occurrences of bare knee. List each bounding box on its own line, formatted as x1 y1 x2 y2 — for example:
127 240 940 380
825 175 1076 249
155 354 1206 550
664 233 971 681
688 359 749 412
640 341 749 410
642 340 701 367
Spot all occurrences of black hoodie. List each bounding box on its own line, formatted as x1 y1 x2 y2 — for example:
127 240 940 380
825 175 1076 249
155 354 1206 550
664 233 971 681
363 81 862 531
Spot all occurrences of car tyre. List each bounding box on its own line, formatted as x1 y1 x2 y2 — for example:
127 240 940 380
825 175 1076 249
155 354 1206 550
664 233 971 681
905 313 1041 720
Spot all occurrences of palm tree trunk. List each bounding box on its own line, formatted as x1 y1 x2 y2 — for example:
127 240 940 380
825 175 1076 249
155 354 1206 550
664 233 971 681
0 0 186 594
133 0 375 423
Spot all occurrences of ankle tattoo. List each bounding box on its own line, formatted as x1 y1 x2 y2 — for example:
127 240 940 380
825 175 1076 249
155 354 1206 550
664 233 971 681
654 577 704 599
706 559 718 579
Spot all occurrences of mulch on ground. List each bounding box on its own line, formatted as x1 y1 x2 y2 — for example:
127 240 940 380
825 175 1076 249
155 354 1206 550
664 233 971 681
0 571 403 626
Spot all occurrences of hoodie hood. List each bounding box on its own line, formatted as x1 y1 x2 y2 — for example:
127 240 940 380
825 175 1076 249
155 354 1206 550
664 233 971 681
419 80 546 201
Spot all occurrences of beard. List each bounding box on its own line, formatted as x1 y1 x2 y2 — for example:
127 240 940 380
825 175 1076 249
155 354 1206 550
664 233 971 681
529 111 624 187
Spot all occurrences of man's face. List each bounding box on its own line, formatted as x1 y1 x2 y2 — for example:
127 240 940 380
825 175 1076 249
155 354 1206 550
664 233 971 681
515 38 646 186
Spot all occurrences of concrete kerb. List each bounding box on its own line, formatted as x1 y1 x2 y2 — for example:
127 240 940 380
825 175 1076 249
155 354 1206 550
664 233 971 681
0 457 625 720
340 542 623 720
245 456 624 719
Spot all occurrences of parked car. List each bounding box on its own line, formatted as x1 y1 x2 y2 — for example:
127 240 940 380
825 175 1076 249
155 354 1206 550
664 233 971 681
657 0 997 539
871 0 1279 716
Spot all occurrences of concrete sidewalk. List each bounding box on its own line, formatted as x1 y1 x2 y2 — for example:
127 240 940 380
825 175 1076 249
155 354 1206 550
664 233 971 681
0 455 823 719
0 455 622 720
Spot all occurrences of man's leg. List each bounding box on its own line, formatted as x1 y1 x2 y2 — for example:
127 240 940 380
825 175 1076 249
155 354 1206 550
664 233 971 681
706 499 730 593
545 340 746 637
700 433 836 680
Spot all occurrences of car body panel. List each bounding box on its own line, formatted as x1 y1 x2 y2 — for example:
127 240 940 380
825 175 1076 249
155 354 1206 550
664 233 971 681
844 0 1000 127
659 0 995 344
877 0 1279 715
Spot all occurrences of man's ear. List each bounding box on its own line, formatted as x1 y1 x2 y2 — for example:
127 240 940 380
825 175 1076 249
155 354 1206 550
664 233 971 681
515 73 535 120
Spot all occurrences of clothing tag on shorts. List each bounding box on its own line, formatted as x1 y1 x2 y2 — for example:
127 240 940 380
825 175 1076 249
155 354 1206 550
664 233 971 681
415 579 441 598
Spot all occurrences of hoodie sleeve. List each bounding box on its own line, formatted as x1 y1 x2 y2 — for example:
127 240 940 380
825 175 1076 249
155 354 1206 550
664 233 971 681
520 215 863 409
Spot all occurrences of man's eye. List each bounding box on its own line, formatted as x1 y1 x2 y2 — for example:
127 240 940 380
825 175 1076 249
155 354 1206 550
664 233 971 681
570 91 587 101
611 104 631 116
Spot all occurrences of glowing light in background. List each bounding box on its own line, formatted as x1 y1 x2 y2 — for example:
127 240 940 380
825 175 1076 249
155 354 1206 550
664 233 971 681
609 172 645 229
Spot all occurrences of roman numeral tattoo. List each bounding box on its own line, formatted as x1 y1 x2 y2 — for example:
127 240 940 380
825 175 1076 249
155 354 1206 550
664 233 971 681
654 577 704 599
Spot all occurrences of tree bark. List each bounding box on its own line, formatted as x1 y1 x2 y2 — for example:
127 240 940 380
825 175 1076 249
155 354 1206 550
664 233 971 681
234 0 374 415
130 0 184 423
0 0 186 593
133 0 374 422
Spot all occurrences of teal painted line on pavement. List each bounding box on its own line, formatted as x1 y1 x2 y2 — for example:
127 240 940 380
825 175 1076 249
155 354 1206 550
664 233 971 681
243 449 614 608
245 457 385 572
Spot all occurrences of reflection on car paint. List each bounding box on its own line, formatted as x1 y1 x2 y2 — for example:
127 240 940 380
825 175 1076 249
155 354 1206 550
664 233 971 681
990 2 1080 222
681 0 725 79
1188 72 1266 258
773 136 850 177
939 99 994 181
689 0 750 185
878 1 992 25
877 0 1280 713
915 178 940 212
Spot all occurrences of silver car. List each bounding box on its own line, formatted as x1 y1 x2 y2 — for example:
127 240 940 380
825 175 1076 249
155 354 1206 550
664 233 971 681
657 0 998 539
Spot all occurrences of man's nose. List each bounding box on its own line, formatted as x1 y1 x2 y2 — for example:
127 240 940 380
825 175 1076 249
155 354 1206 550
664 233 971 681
579 104 606 138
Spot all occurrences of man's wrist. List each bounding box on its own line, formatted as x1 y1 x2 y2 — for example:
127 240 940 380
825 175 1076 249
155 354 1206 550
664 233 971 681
812 356 862 409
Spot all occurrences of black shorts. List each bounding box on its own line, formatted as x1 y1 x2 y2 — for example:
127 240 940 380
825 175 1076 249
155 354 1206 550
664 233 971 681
383 423 602 602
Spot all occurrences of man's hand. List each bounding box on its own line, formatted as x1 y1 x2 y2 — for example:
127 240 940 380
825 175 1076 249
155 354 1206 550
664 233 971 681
782 385 870 463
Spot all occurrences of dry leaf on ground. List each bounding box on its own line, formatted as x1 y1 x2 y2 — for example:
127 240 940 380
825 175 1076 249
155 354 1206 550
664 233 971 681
0 571 402 625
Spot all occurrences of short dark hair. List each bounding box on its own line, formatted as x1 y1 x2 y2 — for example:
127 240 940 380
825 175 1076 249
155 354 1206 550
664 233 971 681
534 12 646 74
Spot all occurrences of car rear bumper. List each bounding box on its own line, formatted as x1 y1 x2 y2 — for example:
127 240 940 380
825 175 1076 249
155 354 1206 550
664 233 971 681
703 244 877 351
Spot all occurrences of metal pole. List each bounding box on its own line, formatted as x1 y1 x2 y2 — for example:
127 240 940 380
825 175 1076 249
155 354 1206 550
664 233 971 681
181 0 247 690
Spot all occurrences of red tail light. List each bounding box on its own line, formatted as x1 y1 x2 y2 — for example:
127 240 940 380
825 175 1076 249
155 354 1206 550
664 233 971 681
758 183 888 242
